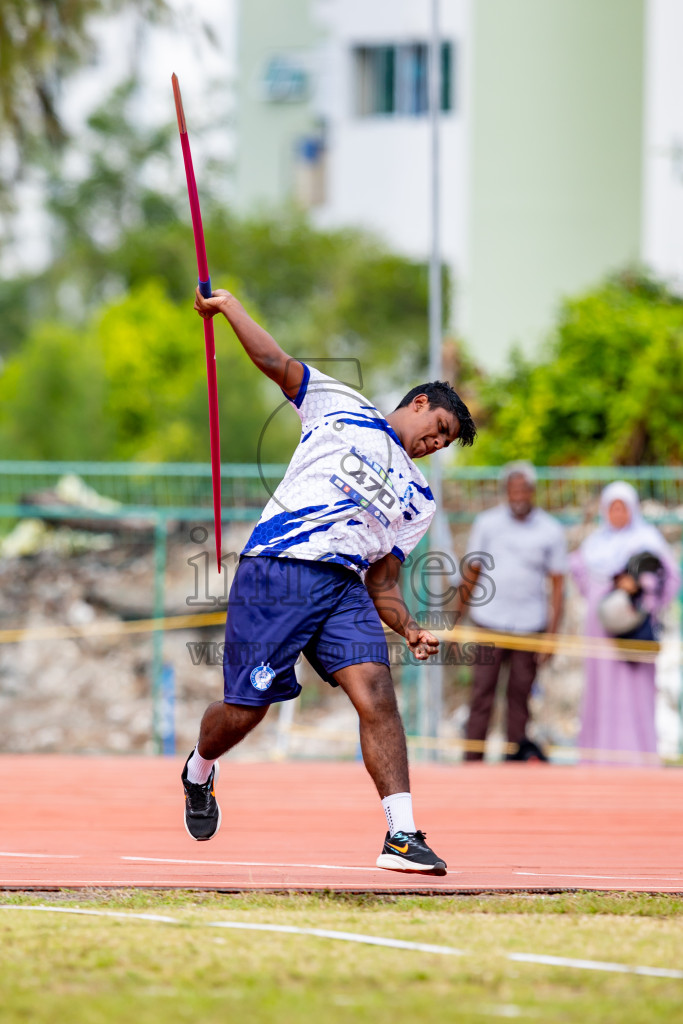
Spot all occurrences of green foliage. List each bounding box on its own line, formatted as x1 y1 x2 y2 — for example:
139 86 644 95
213 212 436 388
0 199 435 461
0 57 444 464
0 61 437 379
0 321 109 460
0 70 438 463
40 77 182 316
0 281 293 463
472 271 683 466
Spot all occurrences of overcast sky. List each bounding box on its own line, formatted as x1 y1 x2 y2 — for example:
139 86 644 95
5 0 236 275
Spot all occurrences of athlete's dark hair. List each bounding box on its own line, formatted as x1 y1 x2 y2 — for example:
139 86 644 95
395 381 477 447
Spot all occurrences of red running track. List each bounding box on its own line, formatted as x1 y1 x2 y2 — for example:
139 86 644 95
1 756 682 893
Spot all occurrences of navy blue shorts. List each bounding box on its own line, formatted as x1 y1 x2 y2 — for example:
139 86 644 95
222 556 390 706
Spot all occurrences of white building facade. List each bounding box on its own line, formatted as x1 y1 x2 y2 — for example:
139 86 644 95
236 0 683 369
642 0 683 289
313 0 470 297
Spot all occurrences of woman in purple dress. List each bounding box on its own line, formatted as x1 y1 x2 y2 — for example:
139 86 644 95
571 482 680 766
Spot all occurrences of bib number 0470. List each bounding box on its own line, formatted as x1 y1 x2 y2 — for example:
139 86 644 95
339 451 396 510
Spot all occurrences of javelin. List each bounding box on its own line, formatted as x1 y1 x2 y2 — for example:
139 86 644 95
172 73 222 572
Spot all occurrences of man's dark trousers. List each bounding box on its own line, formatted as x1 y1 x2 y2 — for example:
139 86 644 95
465 640 537 761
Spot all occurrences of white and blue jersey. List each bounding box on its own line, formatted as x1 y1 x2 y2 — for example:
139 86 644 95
241 364 435 574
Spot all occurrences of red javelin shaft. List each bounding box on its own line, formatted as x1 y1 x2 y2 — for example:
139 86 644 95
172 73 222 572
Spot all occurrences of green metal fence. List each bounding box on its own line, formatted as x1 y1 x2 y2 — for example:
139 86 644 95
3 461 683 520
0 461 285 521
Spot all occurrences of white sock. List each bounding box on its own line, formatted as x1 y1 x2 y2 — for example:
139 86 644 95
381 792 416 836
186 746 216 785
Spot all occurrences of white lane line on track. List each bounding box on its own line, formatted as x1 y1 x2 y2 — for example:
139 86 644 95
0 852 79 859
514 871 683 883
2 905 682 980
121 856 416 873
1 907 178 923
507 952 683 980
208 920 460 955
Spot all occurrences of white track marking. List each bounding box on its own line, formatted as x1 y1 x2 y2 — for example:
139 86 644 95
2 906 682 979
514 871 683 883
1 906 179 923
0 852 79 859
508 952 683 980
207 920 460 954
121 856 408 873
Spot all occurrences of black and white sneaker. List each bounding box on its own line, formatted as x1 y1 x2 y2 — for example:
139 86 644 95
376 830 447 875
181 753 221 841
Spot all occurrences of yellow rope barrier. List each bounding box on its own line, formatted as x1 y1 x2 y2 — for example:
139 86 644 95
0 610 227 644
435 624 663 664
282 724 663 765
0 612 669 764
0 611 668 663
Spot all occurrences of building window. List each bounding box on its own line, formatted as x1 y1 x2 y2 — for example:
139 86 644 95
354 42 454 117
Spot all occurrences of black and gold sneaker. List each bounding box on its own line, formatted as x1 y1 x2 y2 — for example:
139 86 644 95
181 753 221 841
376 830 447 875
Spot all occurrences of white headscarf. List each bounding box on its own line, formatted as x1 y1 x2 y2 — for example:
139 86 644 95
580 481 669 578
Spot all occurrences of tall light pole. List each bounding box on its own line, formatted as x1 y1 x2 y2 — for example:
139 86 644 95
420 0 446 751
429 0 442 392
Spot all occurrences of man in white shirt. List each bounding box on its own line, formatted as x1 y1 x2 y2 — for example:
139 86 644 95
457 462 567 761
181 285 476 874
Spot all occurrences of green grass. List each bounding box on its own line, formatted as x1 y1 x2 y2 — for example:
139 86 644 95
1 891 683 1023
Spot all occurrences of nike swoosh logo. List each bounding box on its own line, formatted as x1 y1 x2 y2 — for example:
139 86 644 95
387 842 409 854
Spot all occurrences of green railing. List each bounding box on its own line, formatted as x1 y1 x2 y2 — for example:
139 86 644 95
441 465 683 525
0 461 286 519
3 460 683 521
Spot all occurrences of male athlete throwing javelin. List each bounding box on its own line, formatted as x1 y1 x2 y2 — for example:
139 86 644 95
182 286 476 874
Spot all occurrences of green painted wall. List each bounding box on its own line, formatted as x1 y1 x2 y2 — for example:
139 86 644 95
468 0 645 368
235 0 318 209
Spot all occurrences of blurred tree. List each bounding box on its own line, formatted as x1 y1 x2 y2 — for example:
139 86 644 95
93 206 440 393
42 77 181 308
0 65 446 460
0 76 187 353
97 279 289 463
472 270 683 466
0 280 292 463
0 320 110 460
0 0 167 192
213 212 441 394
0 81 439 394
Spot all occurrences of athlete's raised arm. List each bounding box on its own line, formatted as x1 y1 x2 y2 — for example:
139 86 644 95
194 287 304 399
365 553 439 662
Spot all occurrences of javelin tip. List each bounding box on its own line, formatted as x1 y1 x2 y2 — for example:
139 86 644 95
171 73 187 134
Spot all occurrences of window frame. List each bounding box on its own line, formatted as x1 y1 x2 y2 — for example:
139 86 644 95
353 41 455 119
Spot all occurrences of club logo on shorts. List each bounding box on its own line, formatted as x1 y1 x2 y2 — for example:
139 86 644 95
250 662 276 691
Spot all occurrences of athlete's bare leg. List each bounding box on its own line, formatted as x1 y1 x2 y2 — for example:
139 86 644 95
196 701 269 760
333 662 410 798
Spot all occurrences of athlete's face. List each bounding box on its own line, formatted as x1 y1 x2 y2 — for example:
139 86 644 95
406 396 460 459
